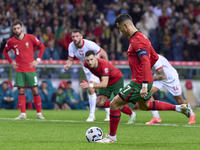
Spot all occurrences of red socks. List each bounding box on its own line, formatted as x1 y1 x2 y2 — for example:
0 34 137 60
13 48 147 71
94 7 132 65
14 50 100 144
121 105 132 115
148 100 176 111
109 109 121 136
18 94 26 113
102 100 110 108
33 94 42 113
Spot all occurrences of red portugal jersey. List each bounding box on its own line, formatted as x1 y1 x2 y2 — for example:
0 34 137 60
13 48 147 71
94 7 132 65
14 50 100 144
84 58 122 86
5 34 42 72
127 31 158 84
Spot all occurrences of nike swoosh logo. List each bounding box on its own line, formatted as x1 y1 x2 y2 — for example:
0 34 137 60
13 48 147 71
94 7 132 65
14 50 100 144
14 45 18 48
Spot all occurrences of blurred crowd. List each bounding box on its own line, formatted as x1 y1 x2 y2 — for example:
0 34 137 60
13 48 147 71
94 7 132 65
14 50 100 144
0 0 200 61
0 79 89 110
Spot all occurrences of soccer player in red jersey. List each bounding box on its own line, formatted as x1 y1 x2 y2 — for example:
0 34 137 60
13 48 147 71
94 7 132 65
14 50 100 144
80 50 137 124
96 13 191 143
3 20 45 119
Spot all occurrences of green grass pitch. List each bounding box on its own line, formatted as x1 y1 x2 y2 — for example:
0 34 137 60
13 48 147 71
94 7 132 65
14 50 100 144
0 109 199 150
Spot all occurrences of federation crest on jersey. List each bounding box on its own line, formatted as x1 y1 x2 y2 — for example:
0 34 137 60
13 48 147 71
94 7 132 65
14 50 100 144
79 50 84 56
25 42 29 48
104 68 108 73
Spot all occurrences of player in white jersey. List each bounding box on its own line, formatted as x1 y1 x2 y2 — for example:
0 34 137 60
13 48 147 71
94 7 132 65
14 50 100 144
64 29 109 122
146 54 196 125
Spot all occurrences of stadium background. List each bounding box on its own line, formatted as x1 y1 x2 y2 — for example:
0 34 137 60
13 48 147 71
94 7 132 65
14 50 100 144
0 0 200 108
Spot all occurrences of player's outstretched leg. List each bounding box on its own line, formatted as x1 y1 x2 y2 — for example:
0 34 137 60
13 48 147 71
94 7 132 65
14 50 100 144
15 94 27 120
86 93 96 122
145 110 161 125
148 101 191 117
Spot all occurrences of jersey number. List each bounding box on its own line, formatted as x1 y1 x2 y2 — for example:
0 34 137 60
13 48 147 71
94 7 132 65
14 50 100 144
16 48 19 55
34 76 38 85
173 85 179 91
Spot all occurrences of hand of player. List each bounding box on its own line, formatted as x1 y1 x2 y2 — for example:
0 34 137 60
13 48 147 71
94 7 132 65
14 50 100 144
11 61 19 69
80 80 89 89
30 60 39 68
64 64 70 71
140 87 148 98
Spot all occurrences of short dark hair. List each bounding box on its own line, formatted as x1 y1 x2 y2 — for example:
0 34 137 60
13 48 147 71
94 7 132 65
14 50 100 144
85 50 95 57
12 19 22 28
115 13 132 24
71 29 82 34
67 80 72 84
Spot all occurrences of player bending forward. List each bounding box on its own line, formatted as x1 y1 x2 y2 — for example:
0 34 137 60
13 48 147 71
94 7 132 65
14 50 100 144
3 20 45 119
145 54 196 125
64 29 109 122
96 13 191 143
80 50 137 124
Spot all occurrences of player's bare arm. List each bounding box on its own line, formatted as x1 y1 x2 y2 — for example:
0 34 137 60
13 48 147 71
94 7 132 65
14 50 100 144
154 68 166 81
80 76 109 89
96 48 108 61
64 57 73 71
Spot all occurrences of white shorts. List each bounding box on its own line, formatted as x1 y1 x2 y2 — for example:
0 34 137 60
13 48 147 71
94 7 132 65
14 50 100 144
84 70 100 84
153 79 182 96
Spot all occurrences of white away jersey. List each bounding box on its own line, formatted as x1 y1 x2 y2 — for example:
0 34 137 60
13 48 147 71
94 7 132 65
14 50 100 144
68 39 101 63
152 54 179 82
68 39 101 79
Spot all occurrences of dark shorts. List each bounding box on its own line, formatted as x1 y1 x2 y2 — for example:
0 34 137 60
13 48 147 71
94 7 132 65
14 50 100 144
118 81 153 104
14 72 38 87
97 77 123 100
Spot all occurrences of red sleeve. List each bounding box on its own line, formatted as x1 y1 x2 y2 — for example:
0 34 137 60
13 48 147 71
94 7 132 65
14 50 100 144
30 35 45 59
3 49 12 63
37 43 45 59
3 41 12 63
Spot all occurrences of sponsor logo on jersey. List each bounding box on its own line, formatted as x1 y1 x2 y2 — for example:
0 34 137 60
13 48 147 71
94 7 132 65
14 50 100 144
25 42 29 48
79 50 84 56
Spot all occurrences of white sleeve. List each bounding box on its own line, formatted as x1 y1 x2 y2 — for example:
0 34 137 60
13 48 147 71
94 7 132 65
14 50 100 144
68 43 74 58
86 40 101 54
153 56 163 71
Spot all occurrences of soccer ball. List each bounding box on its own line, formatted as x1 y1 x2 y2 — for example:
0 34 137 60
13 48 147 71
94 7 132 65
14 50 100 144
85 127 103 142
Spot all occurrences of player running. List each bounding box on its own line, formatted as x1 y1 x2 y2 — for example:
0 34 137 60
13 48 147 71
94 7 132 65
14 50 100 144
80 50 137 124
146 54 196 125
96 13 190 143
3 20 45 119
64 29 109 122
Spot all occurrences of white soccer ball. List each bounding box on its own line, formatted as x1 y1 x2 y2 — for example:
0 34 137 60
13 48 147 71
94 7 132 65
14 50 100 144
85 126 103 142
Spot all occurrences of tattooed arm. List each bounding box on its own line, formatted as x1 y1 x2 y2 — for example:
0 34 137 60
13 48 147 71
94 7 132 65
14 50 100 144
154 68 166 81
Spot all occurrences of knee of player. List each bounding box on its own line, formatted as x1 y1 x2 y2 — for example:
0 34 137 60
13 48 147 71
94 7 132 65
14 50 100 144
96 97 106 107
88 88 95 95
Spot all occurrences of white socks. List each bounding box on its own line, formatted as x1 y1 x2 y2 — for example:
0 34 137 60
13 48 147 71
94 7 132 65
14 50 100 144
88 93 97 116
21 113 26 116
105 108 110 114
151 110 160 118
175 105 181 112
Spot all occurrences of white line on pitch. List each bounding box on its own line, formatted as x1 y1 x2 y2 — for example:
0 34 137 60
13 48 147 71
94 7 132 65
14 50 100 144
0 118 199 127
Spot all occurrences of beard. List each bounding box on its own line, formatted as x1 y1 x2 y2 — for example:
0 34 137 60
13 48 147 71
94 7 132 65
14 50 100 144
74 40 81 47
15 32 22 37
